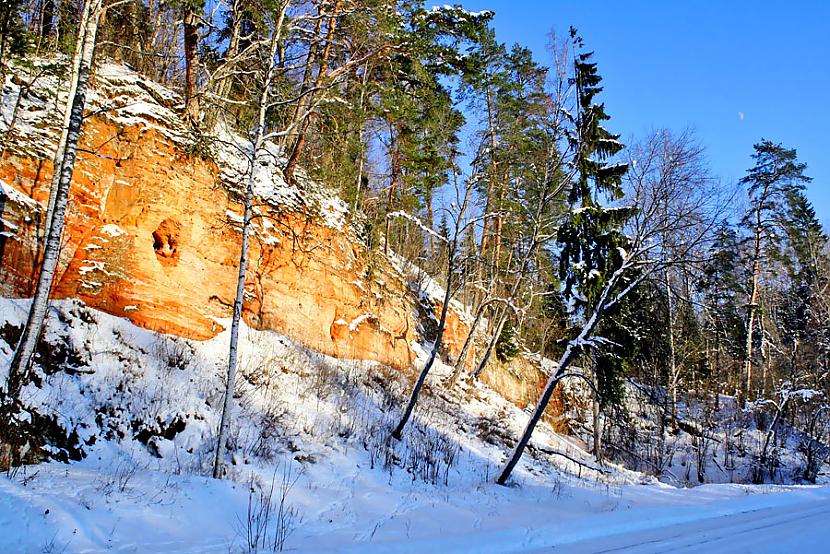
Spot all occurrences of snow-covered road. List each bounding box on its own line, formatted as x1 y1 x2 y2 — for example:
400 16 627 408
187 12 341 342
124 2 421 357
542 496 830 553
311 485 830 554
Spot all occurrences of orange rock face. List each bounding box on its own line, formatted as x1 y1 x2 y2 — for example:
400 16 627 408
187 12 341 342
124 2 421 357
0 64 572 428
0 117 427 370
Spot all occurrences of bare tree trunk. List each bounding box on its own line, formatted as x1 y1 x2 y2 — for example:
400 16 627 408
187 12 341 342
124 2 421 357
744 217 763 399
278 4 322 151
283 0 341 182
6 0 103 398
472 310 506 379
592 368 602 462
213 0 243 105
213 8 288 479
497 333 580 485
392 241 454 439
40 0 55 43
383 130 400 256
391 176 474 439
479 83 498 255
498 259 631 485
448 300 489 384
492 184 505 268
352 61 370 213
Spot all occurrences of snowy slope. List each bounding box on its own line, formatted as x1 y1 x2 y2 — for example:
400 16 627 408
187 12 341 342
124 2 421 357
2 298 828 553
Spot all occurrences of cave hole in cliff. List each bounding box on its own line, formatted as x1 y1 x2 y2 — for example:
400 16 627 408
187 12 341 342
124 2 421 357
152 218 181 264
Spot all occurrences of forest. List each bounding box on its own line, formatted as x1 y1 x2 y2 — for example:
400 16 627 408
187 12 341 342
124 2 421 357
0 0 829 551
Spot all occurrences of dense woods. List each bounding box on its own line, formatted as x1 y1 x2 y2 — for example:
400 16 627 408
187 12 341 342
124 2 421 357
2 0 829 487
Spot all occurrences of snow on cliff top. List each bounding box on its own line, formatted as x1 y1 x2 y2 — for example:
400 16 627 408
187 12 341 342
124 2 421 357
0 57 349 230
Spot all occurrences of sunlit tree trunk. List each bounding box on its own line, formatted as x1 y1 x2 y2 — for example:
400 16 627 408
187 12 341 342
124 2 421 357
6 0 104 398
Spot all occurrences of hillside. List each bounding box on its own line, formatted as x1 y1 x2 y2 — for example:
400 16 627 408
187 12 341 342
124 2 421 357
3 296 828 553
1 35 829 554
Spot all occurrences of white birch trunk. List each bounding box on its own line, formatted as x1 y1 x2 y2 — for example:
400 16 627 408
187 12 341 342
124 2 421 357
497 259 633 485
6 0 103 398
212 6 288 479
41 0 94 245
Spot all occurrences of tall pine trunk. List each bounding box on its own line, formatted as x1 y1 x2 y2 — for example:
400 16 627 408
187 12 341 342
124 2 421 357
744 203 764 399
479 83 498 255
182 5 200 123
6 0 103 398
283 0 341 182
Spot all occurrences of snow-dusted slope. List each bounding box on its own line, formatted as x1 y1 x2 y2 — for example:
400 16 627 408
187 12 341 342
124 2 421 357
1 298 828 552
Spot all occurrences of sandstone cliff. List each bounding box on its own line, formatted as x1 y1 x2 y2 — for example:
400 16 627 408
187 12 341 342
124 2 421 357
0 59 571 425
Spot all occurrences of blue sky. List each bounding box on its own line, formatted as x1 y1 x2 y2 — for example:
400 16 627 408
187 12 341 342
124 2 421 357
458 1 830 222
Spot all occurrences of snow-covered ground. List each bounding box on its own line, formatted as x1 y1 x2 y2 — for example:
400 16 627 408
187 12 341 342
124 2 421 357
1 297 829 553
3 458 828 553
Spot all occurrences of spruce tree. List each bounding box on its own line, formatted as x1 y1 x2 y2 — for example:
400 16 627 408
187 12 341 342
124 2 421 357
495 319 520 363
497 29 631 484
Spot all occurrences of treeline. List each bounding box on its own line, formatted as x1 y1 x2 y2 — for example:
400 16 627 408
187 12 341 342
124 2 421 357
2 0 828 483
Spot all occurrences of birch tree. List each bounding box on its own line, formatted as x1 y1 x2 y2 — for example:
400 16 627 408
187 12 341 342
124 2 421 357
213 0 289 479
5 0 109 400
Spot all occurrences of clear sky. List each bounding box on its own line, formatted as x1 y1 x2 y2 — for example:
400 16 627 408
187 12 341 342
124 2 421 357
457 1 830 223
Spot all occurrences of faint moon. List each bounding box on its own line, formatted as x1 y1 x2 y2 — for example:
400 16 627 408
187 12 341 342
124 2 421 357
738 112 745 121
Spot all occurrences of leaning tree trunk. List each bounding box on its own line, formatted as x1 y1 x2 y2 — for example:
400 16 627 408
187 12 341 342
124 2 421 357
496 332 581 485
283 0 341 182
392 242 454 440
212 10 286 479
471 308 506 380
6 0 103 399
497 262 625 485
448 300 489 385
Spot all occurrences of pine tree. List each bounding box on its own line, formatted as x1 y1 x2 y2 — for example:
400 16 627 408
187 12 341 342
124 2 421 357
466 45 559 382
740 139 811 398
